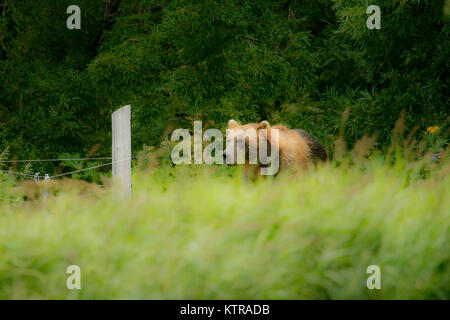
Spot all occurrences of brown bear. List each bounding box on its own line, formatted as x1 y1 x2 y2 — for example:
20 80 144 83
224 119 327 178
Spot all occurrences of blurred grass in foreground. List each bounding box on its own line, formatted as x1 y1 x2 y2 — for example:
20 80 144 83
0 156 449 299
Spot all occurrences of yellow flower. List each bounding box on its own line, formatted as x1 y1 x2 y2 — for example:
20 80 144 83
177 49 184 54
426 126 440 134
181 65 188 69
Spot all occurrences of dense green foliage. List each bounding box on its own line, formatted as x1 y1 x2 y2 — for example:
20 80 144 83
0 1 449 171
0 158 449 299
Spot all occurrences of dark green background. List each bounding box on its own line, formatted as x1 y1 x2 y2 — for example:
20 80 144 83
0 1 448 171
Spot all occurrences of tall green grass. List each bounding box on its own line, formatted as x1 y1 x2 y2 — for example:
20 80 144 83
0 158 449 299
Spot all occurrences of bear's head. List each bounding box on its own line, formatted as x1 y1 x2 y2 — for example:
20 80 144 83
223 119 272 165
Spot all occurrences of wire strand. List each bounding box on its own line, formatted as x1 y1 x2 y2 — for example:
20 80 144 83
1 157 132 179
50 157 131 178
0 157 113 163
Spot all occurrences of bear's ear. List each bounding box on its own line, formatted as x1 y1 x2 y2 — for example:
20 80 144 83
258 120 270 129
228 119 239 128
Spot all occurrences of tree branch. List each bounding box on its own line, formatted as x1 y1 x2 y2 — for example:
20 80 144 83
90 0 122 53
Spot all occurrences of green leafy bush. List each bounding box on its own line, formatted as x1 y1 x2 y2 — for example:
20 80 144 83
0 1 448 171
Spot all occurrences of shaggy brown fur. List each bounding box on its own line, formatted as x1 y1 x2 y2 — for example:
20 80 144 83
225 120 327 178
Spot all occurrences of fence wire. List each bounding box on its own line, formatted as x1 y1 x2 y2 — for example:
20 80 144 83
0 157 132 180
0 157 113 163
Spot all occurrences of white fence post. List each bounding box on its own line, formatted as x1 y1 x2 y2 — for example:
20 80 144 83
112 105 132 197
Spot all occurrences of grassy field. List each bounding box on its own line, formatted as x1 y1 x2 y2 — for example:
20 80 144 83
0 157 449 299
